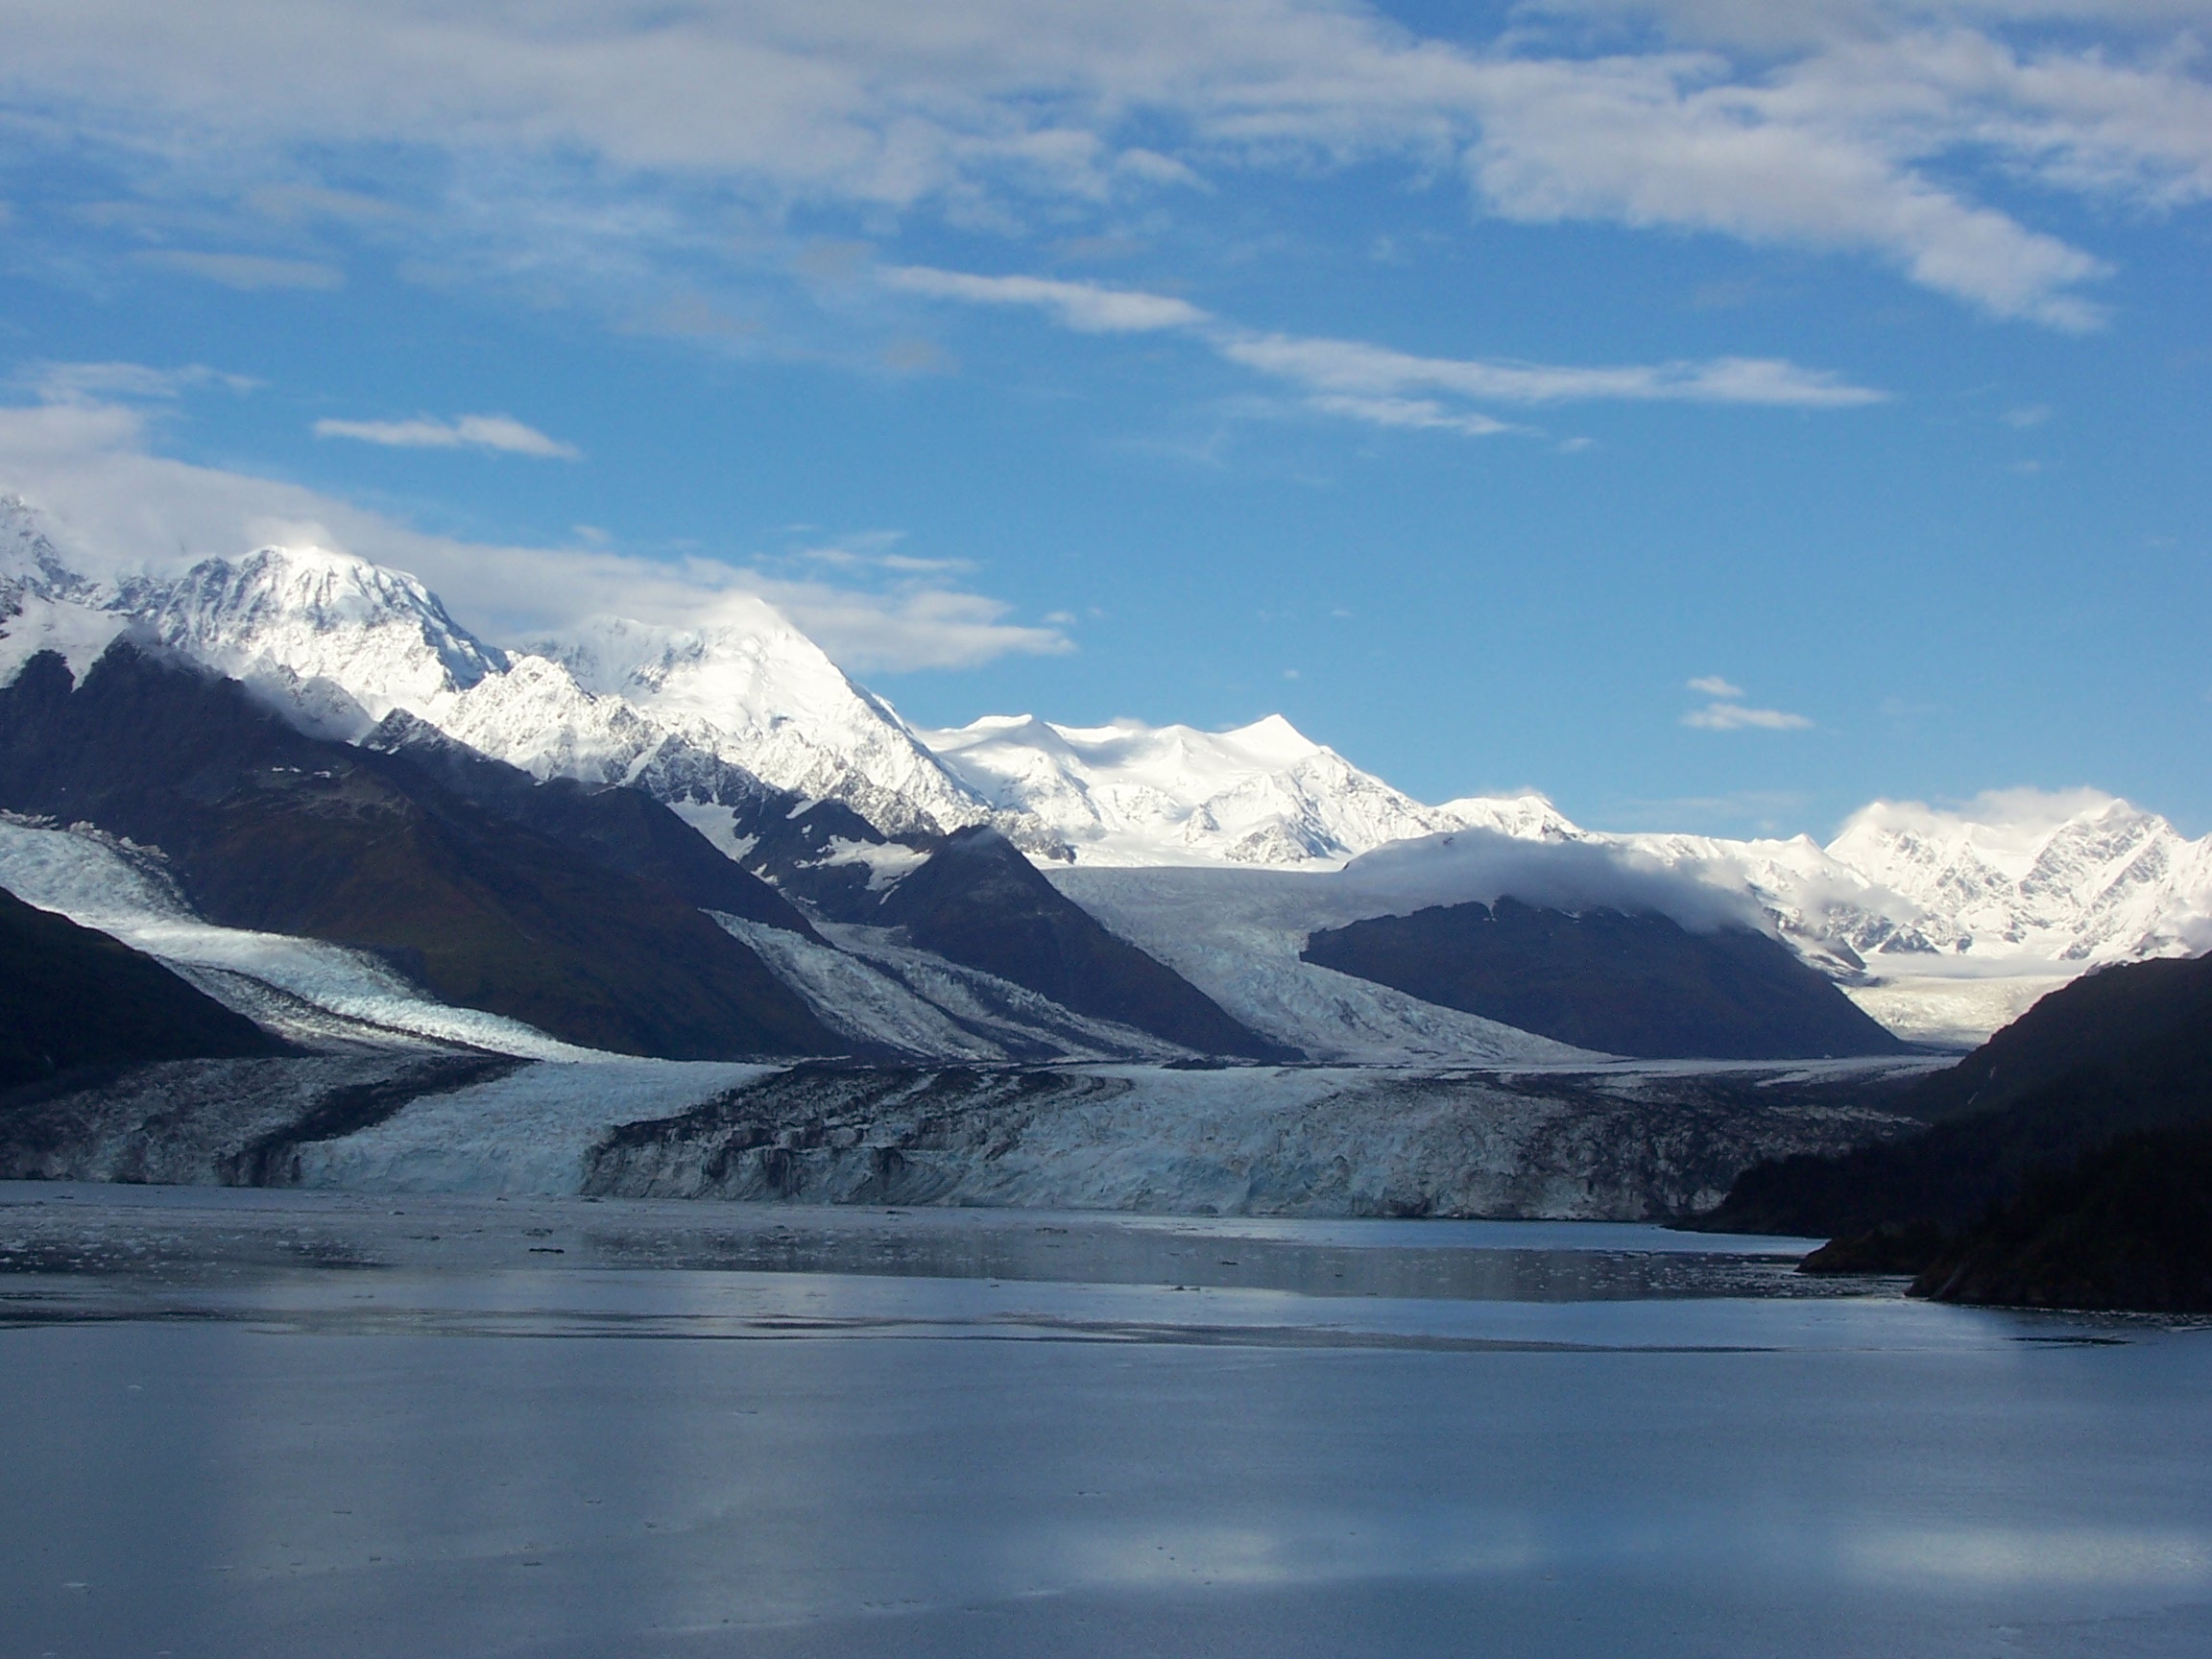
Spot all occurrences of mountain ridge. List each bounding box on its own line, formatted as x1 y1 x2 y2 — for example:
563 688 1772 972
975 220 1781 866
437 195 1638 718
5 493 2207 1050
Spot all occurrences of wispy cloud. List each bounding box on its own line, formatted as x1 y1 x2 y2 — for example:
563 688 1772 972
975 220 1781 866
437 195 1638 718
132 251 345 291
879 267 1209 333
1217 331 1884 409
1302 395 1518 437
883 263 1885 438
313 414 582 461
1682 675 1810 730
1684 701 1813 731
0 391 1066 673
19 360 257 403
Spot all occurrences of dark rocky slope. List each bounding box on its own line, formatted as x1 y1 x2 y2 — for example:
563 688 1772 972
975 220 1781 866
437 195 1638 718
1907 1125 2212 1312
0 883 286 1088
364 711 819 938
0 643 838 1060
1695 952 2212 1310
1697 953 2212 1239
1303 897 1905 1060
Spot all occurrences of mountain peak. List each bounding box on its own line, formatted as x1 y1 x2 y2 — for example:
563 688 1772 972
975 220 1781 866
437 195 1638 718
521 605 988 836
116 543 507 735
920 709 1460 867
1222 712 1323 762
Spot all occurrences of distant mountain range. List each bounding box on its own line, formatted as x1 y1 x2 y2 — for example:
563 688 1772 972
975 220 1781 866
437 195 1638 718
5 492 2209 1065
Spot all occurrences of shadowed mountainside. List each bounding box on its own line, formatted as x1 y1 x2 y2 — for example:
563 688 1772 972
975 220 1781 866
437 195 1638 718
1302 897 1907 1060
1695 953 2212 1240
0 882 288 1088
0 644 839 1060
364 711 820 939
1907 1125 2212 1312
1692 953 2212 1310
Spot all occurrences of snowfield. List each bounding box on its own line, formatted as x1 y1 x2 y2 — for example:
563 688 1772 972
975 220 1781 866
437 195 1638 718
1052 863 1603 1065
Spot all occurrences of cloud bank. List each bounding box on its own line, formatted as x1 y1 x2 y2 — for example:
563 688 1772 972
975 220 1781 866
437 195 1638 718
2 2 2203 330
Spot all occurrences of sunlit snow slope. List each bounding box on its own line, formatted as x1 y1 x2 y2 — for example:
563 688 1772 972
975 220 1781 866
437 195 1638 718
920 710 1574 867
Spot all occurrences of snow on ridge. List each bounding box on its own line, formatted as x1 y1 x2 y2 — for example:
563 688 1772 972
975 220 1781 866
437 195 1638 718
524 610 989 835
920 708 1562 869
123 543 510 736
0 496 986 837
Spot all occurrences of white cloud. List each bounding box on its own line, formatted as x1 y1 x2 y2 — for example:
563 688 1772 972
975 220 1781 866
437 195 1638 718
1 3 2198 328
880 267 1209 332
1300 394 1517 437
2003 402 2052 427
1684 700 1815 730
1839 784 2123 843
313 414 582 460
131 251 345 291
888 262 1887 433
0 392 1067 672
19 361 257 403
1217 331 1885 407
1687 674 1744 696
1459 46 2120 329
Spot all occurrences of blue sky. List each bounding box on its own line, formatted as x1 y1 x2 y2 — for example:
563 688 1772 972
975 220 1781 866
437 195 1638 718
1 0 2207 835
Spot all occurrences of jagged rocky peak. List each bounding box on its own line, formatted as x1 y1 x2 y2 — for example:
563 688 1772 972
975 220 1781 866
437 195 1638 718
1434 793 1586 843
0 496 132 687
1826 792 2212 961
1 493 95 605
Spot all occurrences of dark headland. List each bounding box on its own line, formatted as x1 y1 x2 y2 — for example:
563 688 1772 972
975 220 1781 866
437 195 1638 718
1687 951 2212 1312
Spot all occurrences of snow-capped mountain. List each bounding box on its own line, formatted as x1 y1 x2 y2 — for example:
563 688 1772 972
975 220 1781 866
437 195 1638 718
5 491 2208 1049
918 709 1573 867
0 495 991 836
1826 793 2212 963
1613 796 2212 974
124 545 510 738
1 496 128 685
528 611 986 837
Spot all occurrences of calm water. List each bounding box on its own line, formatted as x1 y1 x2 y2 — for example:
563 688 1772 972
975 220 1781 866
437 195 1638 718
4 1184 2208 1657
